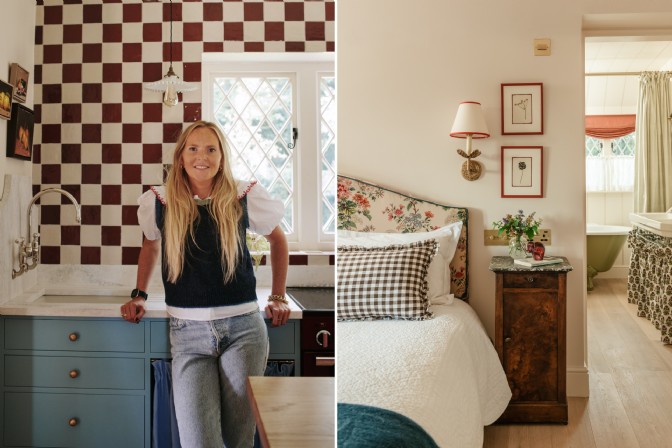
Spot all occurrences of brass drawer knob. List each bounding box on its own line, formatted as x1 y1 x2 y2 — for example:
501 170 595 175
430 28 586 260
527 277 535 283
68 418 78 427
505 337 512 343
68 332 79 342
69 369 79 379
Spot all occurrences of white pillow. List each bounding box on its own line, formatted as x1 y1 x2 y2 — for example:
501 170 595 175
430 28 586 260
337 221 462 305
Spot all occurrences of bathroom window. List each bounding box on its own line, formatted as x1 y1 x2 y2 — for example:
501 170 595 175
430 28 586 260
202 54 335 251
585 133 635 192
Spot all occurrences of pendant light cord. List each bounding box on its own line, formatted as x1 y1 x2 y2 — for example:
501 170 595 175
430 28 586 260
169 0 173 69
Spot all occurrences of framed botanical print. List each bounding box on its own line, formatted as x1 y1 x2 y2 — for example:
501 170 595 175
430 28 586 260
6 103 34 160
501 146 543 198
501 83 543 135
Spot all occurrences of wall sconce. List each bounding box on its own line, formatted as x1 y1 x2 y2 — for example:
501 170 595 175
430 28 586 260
450 101 490 181
144 0 196 106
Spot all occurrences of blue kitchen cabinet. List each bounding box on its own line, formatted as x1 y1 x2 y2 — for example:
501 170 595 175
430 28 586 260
0 315 300 447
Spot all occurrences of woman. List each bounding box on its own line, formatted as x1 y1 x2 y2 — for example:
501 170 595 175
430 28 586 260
120 120 290 447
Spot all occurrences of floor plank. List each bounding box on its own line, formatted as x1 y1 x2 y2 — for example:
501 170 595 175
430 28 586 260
483 278 672 448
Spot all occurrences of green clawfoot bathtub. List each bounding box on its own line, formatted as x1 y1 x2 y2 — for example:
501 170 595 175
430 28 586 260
586 223 631 291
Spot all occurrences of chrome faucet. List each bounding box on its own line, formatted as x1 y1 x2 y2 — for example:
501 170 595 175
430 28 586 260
12 188 82 279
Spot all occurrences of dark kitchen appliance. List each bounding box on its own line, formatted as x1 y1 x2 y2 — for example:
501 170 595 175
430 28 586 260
286 287 335 377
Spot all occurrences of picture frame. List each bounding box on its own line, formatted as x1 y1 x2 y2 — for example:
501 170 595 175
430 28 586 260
0 79 13 120
501 83 543 135
501 146 543 198
6 103 34 161
8 63 29 103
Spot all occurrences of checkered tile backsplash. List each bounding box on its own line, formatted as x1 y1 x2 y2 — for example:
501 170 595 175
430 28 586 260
32 0 334 266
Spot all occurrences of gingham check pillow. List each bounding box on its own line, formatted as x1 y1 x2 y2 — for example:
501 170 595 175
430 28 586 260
337 239 438 321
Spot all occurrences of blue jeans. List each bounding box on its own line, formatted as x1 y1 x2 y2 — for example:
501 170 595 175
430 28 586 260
169 309 269 448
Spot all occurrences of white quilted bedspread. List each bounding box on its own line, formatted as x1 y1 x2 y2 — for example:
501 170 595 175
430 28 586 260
338 300 512 448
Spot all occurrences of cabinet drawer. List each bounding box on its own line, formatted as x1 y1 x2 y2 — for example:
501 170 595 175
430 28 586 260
267 320 297 356
4 318 144 352
5 355 144 390
149 317 297 356
150 320 170 354
503 272 558 290
3 392 144 447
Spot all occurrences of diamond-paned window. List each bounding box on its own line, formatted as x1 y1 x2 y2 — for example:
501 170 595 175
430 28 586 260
585 136 602 157
611 133 635 156
202 55 335 250
585 132 635 192
213 76 296 234
320 75 336 234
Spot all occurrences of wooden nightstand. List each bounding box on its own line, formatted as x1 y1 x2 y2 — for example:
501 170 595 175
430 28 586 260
489 256 573 424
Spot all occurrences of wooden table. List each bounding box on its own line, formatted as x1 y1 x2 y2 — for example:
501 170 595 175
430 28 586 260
247 376 335 448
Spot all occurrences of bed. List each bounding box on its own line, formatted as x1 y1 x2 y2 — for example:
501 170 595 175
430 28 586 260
337 175 511 448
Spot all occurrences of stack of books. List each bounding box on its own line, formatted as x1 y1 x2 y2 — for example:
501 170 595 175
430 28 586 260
513 256 563 268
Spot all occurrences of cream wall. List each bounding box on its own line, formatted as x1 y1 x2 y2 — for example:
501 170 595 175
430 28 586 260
337 0 672 397
0 0 36 199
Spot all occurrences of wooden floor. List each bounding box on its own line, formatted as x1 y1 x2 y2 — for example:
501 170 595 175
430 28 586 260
483 278 672 448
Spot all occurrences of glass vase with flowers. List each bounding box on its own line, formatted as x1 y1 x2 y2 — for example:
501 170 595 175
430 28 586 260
492 210 542 259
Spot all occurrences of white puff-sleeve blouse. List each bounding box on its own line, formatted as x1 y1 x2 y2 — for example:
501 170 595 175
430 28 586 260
136 180 284 240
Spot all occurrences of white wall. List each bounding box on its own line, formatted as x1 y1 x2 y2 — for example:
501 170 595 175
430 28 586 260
0 0 36 199
337 0 672 397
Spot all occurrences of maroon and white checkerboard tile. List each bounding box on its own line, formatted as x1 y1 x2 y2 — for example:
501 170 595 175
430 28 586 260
33 0 334 266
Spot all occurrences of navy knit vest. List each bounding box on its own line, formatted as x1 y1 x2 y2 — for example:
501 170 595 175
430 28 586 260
156 196 257 308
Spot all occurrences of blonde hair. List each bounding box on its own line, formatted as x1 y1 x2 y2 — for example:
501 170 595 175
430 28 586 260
163 121 243 284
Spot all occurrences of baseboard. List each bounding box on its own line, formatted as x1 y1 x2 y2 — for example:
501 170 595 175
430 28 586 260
598 265 628 279
567 366 589 397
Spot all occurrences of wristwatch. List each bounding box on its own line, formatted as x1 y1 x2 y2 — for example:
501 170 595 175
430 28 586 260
131 288 148 300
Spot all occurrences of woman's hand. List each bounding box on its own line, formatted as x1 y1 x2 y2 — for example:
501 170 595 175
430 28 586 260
265 301 291 327
120 298 146 324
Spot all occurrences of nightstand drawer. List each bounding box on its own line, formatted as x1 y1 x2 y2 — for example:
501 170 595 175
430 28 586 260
4 318 144 352
503 272 558 289
3 392 144 448
5 355 145 390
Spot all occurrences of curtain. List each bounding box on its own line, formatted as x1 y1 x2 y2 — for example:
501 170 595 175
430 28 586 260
586 156 634 192
152 360 181 448
634 71 672 212
585 114 636 139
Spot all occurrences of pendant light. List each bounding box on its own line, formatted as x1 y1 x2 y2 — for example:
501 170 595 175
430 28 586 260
144 0 196 106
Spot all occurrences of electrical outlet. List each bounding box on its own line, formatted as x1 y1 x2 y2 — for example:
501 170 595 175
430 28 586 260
484 229 552 246
531 229 552 245
484 230 508 246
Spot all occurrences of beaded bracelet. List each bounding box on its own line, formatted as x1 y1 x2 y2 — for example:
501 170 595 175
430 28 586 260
268 294 289 304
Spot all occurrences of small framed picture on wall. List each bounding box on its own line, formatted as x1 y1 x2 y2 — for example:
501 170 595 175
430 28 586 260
501 146 543 198
501 83 543 135
8 63 29 103
6 103 35 161
0 79 13 120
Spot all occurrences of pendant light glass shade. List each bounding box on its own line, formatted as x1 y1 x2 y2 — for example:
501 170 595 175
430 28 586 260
144 0 196 106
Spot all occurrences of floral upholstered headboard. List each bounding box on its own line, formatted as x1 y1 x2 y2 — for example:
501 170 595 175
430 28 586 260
337 175 469 300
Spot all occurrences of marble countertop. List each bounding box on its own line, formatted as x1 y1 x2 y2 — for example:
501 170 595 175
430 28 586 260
489 255 574 272
0 287 303 319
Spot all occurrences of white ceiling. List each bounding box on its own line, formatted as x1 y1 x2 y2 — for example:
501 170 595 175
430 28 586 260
585 39 672 115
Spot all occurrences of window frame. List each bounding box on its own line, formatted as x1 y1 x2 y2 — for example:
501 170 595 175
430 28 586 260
201 53 335 251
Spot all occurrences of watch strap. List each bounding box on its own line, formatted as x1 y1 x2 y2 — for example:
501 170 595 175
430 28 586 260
131 288 148 300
